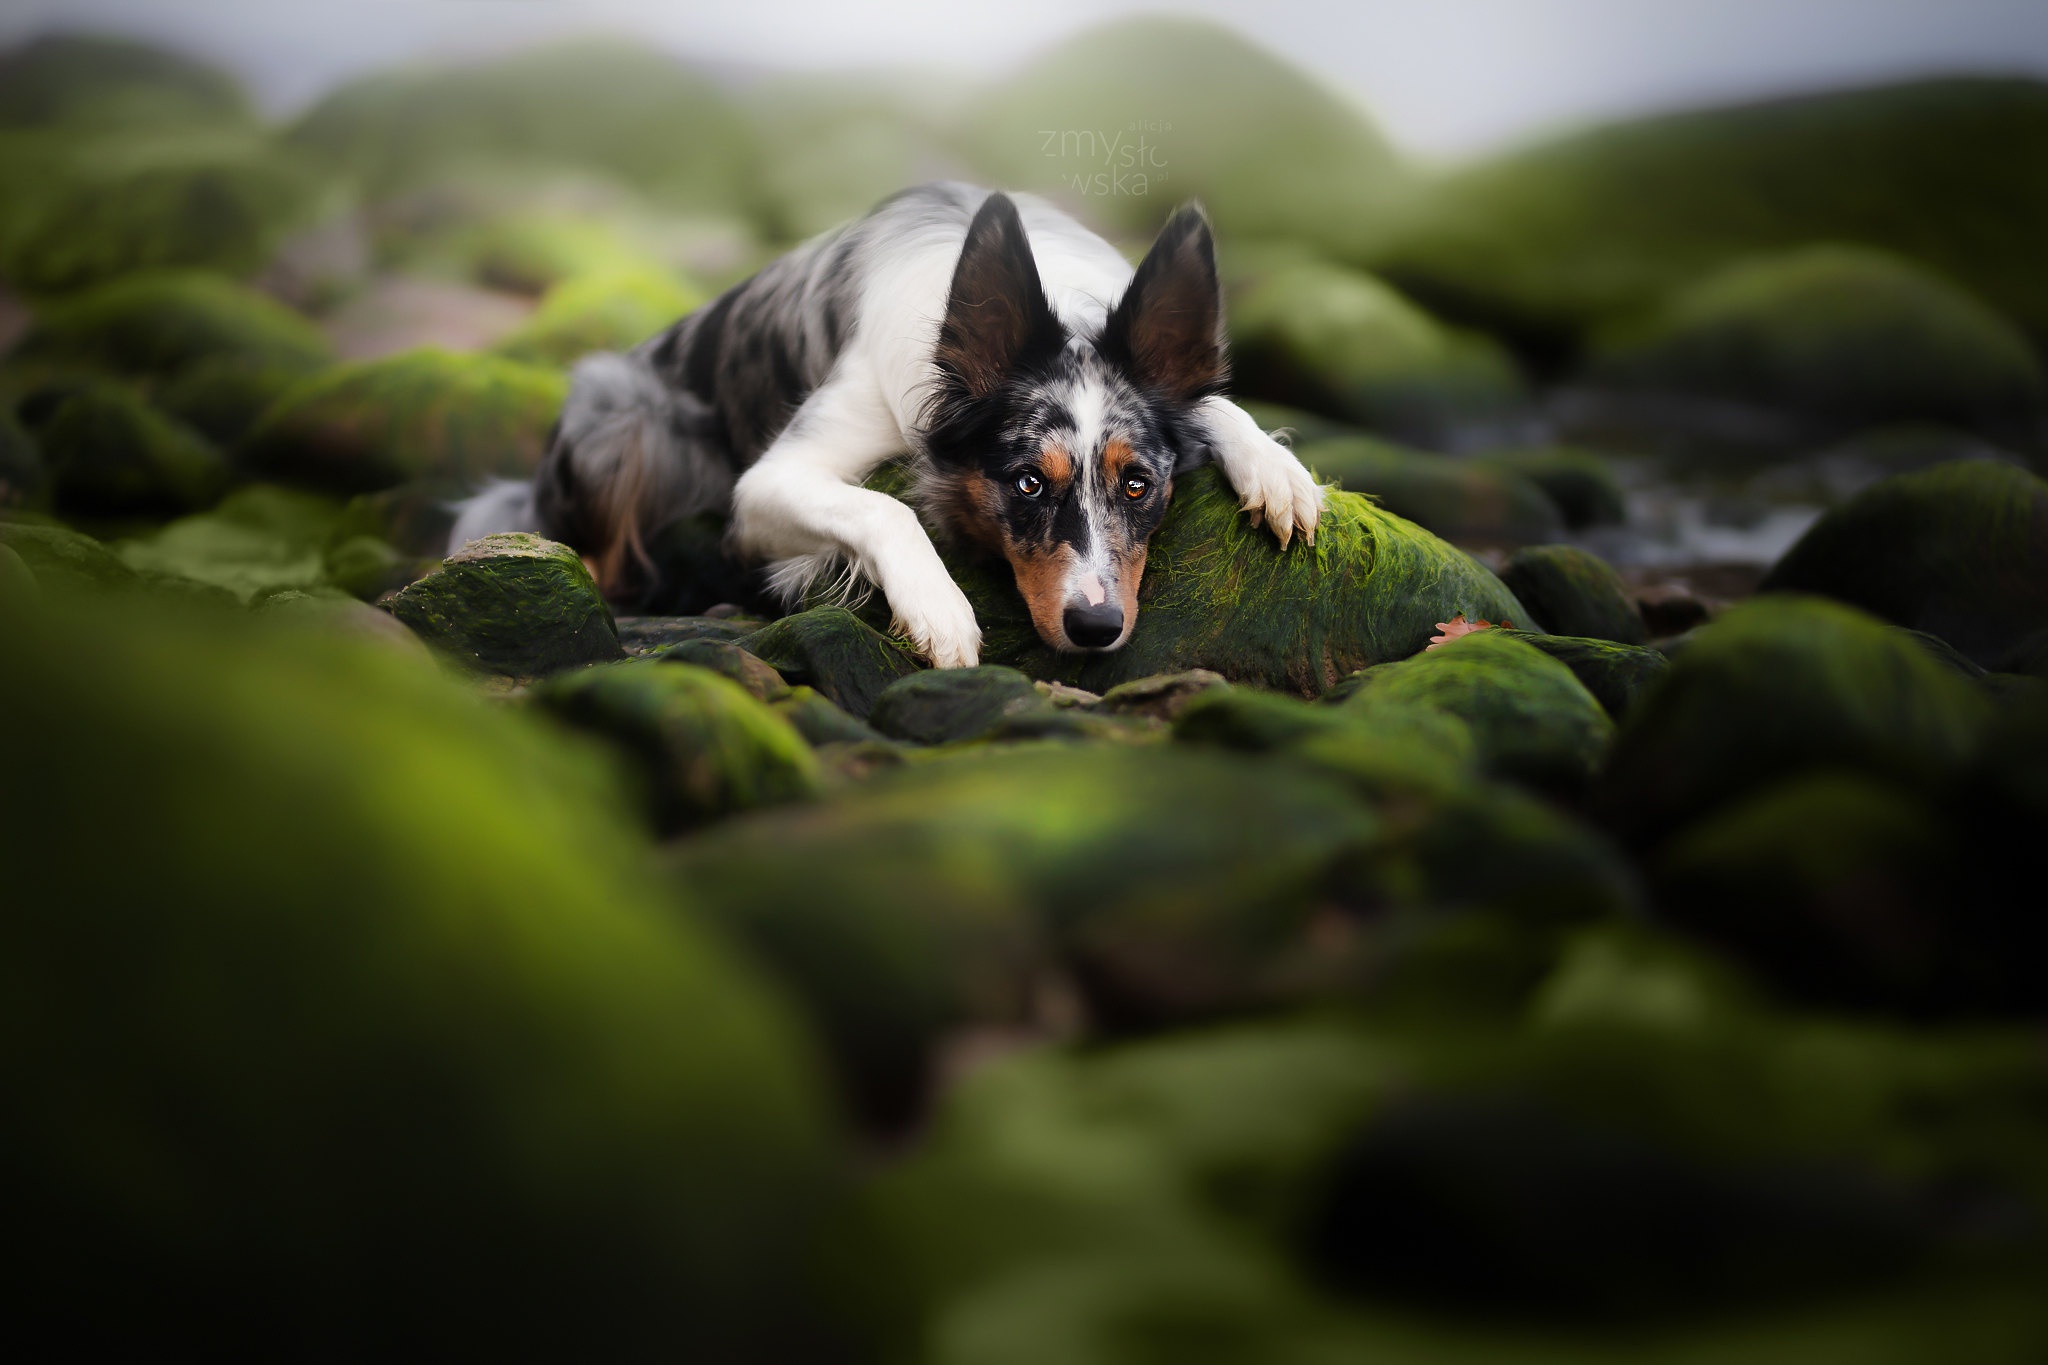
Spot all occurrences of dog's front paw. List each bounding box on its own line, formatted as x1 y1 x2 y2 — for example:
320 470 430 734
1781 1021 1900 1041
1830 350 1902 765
1217 427 1324 549
889 571 983 669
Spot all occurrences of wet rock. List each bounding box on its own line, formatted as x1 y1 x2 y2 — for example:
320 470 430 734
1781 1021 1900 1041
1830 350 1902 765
1597 595 1990 846
13 268 332 381
1471 447 1628 528
1295 435 1566 547
868 666 1048 746
1333 629 1615 791
531 660 820 835
0 592 847 1356
649 636 790 701
1499 545 1647 644
1759 461 2048 668
615 613 763 653
1589 246 2046 443
1225 258 1526 438
381 531 623 677
492 266 703 367
1518 634 1671 720
739 605 919 719
926 466 1530 696
1095 669 1230 721
23 380 227 517
240 347 569 493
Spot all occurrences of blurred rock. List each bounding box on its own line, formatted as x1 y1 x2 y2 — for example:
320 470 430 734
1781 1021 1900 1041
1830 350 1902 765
114 483 340 601
12 268 331 380
869 666 1050 746
1517 634 1671 721
21 379 227 517
381 531 622 676
1294 435 1566 547
1094 669 1231 721
1499 544 1647 643
491 266 702 367
650 635 792 701
1470 447 1629 528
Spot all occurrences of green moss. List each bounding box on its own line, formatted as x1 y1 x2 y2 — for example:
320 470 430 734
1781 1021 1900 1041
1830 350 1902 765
531 659 820 835
1518 634 1671 721
1759 461 2048 668
1469 447 1628 529
0 34 251 130
957 17 1411 260
1292 435 1565 548
868 666 1049 746
152 356 312 446
1366 77 2048 345
1597 595 1991 846
1228 259 1525 436
1589 246 2046 439
649 636 791 701
16 269 332 379
916 465 1529 695
114 483 342 602
1333 629 1616 790
491 266 703 367
437 211 668 294
0 592 845 1354
739 605 921 720
1499 545 1647 644
287 40 759 212
381 531 622 677
772 685 889 747
0 519 143 594
27 380 227 517
240 348 569 493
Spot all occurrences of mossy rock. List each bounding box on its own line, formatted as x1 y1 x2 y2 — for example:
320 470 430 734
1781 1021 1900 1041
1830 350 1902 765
739 605 921 720
24 380 227 517
14 269 332 380
1499 544 1646 644
1469 447 1628 528
430 210 670 295
1293 435 1566 548
0 591 849 1355
0 127 331 294
669 744 1380 1124
868 666 1050 746
287 39 759 212
0 519 143 594
1227 259 1526 438
772 685 889 747
1365 77 2048 346
1597 595 1991 846
649 636 790 701
531 660 820 836
1589 246 2047 441
912 465 1530 695
240 348 569 493
1759 461 2048 668
381 532 622 677
1096 669 1232 721
0 34 252 130
153 356 320 446
1518 634 1670 721
1332 630 1616 791
113 483 342 602
492 267 702 367
0 409 44 505
956 16 1410 260
616 614 764 653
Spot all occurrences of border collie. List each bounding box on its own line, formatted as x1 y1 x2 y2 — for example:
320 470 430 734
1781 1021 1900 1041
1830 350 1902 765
449 181 1322 667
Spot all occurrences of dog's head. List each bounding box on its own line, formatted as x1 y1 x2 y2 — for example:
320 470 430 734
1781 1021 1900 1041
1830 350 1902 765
918 193 1226 653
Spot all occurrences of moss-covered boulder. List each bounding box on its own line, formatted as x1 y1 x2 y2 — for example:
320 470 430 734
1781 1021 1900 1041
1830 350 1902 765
772 685 889 747
1292 435 1565 547
868 666 1050 746
0 519 144 594
113 483 341 602
739 605 921 720
492 266 702 367
381 532 622 677
1499 544 1646 644
23 380 227 517
1597 595 1990 846
13 269 332 380
1469 447 1628 529
1227 259 1526 437
1759 461 2048 669
1518 634 1671 721
1588 246 2047 441
1332 630 1615 790
240 348 568 493
531 660 819 835
0 592 851 1356
650 636 791 701
921 466 1529 695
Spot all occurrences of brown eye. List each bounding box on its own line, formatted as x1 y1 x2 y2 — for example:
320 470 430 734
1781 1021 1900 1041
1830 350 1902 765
1123 476 1150 500
1015 472 1044 498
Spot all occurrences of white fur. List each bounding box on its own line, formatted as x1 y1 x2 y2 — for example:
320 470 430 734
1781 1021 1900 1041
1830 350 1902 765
446 479 538 554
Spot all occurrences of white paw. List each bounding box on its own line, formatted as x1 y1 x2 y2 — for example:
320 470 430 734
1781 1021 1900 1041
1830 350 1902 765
1216 426 1324 549
887 566 983 669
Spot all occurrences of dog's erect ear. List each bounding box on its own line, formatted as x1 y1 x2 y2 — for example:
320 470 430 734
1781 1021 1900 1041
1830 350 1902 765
1098 202 1227 405
935 193 1064 400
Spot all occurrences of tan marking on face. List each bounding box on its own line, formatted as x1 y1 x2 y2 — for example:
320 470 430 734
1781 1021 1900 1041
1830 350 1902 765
1038 443 1073 489
924 469 1011 554
1101 437 1135 485
1006 539 1081 649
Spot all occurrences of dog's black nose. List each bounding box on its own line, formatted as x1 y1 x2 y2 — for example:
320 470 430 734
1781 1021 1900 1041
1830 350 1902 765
1063 602 1125 649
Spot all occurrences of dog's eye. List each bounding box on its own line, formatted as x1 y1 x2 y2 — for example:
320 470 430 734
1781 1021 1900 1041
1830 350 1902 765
1123 476 1150 500
1015 472 1044 498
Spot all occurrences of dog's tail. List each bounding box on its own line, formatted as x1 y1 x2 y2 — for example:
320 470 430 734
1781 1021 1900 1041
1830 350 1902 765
445 350 732 600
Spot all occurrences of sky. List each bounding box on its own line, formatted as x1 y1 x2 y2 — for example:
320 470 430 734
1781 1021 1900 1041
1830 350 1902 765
4 0 2048 160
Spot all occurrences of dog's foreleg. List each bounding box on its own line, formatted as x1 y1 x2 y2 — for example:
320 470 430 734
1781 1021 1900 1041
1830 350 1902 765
1194 396 1325 548
731 364 983 668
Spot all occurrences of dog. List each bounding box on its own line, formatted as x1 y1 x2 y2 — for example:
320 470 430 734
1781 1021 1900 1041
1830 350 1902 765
449 181 1323 667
